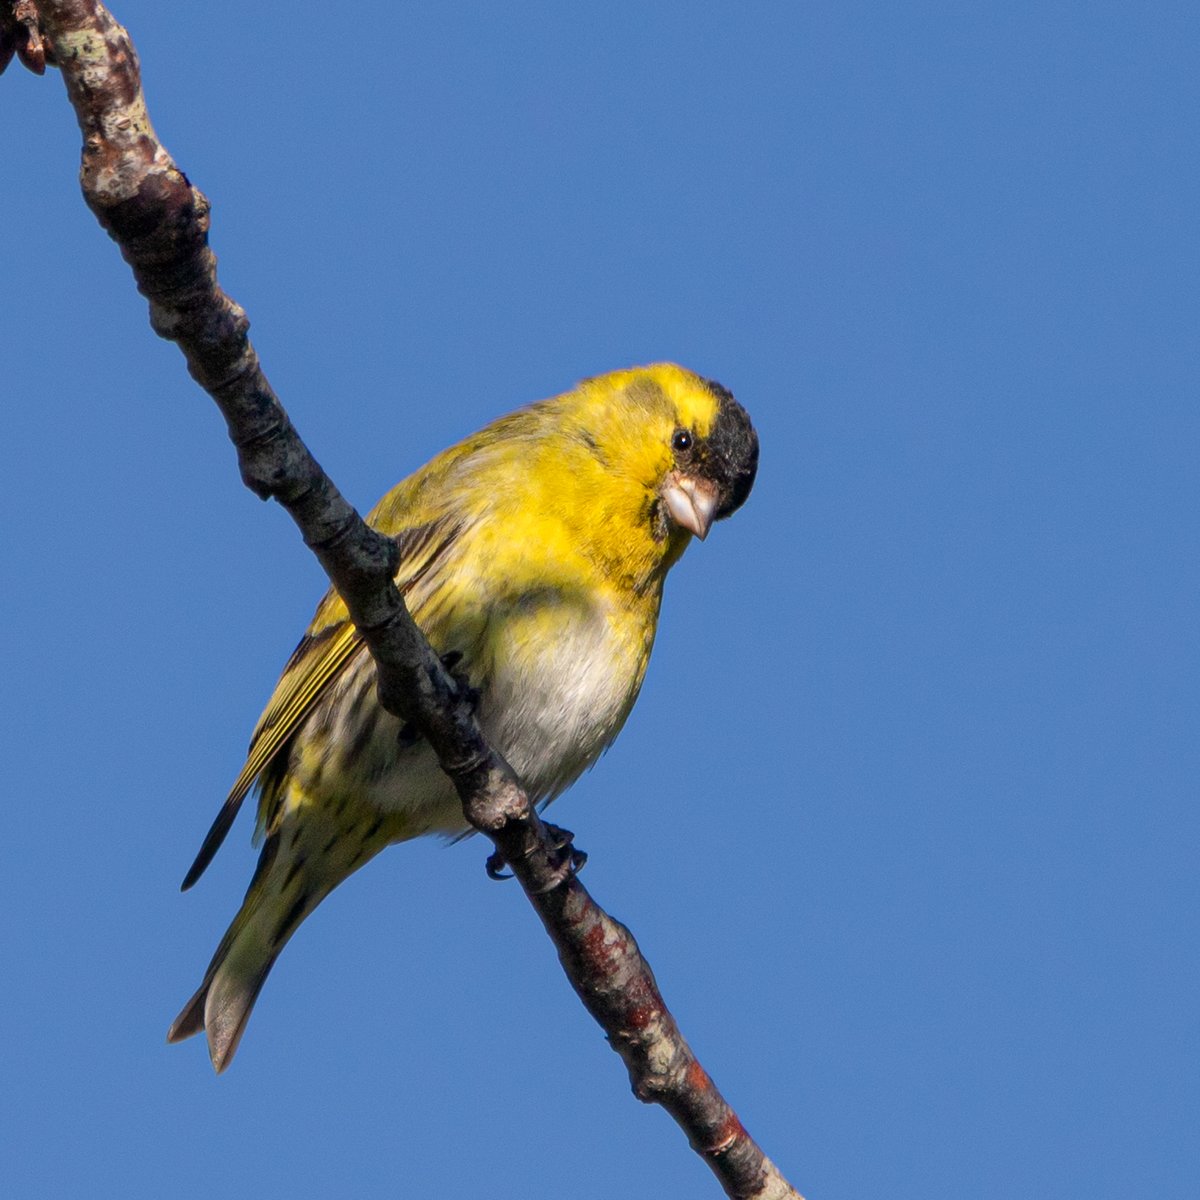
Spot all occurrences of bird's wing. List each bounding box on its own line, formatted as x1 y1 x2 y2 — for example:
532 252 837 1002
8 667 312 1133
180 519 462 890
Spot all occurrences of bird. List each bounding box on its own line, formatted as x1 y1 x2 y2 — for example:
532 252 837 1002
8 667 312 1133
168 363 758 1072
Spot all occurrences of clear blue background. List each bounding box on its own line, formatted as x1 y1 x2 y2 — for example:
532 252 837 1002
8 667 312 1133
4 3 1196 1197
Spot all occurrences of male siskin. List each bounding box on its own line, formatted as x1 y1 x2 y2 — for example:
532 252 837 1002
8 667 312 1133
169 363 758 1071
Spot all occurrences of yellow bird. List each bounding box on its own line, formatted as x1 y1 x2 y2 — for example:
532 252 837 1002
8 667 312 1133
169 363 758 1071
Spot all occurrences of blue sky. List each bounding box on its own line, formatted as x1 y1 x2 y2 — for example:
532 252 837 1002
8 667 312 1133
4 3 1197 1197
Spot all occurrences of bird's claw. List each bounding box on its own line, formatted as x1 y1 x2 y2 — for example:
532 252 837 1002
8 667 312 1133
530 835 588 893
485 822 587 889
545 821 588 873
485 850 512 880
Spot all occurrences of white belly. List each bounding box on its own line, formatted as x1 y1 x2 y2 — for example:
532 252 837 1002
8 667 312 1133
480 596 642 803
301 592 646 834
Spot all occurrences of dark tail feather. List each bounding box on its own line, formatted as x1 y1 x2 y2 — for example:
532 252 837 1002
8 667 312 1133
181 793 247 891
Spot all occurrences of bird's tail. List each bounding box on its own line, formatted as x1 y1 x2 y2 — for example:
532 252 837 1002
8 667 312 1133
167 831 322 1073
169 790 409 1072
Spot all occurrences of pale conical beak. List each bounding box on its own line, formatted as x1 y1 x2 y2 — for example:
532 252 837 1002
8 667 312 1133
661 474 719 540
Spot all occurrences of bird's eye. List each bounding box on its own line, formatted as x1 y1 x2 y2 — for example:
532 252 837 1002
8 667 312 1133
671 429 693 454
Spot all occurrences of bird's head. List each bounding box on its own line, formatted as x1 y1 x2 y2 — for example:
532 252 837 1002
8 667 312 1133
572 363 758 546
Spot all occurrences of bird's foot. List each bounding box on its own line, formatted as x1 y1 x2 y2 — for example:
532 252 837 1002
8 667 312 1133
536 822 589 892
485 821 587 889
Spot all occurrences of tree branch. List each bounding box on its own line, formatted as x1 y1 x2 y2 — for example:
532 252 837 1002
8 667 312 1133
15 4 800 1196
